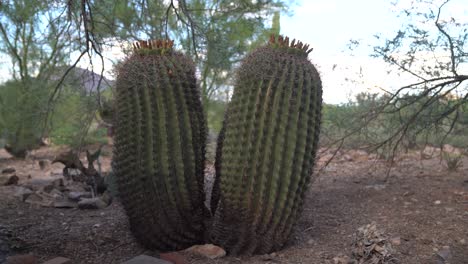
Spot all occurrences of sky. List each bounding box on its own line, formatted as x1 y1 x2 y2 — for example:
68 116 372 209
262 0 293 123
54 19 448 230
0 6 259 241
0 0 466 104
280 0 467 103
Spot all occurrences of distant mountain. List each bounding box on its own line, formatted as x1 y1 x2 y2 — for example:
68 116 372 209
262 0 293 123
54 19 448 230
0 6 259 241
53 66 114 93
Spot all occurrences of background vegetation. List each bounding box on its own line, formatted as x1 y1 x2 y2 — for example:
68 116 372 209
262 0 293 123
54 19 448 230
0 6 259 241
0 0 466 160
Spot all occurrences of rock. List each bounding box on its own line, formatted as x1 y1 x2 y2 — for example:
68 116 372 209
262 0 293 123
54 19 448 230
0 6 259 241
1 175 19 186
38 160 48 170
13 186 34 201
68 191 92 201
159 252 188 264
42 257 72 264
78 197 109 209
100 191 113 205
260 254 275 261
1 167 15 174
122 255 172 264
6 254 37 264
185 244 226 259
53 200 77 208
24 193 53 207
390 236 401 246
436 246 452 262
42 179 65 193
333 256 352 264
459 238 466 245
365 184 386 191
434 200 441 205
23 178 60 191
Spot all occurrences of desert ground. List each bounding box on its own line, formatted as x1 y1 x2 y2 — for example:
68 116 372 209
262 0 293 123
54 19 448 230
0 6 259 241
0 144 467 264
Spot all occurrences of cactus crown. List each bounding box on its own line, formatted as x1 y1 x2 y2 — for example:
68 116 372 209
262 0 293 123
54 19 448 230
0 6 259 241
268 35 313 56
132 39 175 55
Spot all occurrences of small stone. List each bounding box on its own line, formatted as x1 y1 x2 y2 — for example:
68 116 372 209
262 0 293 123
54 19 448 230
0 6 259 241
2 167 15 174
0 174 19 186
459 239 466 245
260 254 274 261
25 193 53 207
68 191 92 201
390 236 401 246
53 200 77 208
42 257 72 264
23 178 58 191
78 197 108 209
365 184 386 191
307 238 316 245
160 252 188 264
6 254 37 264
333 256 352 264
122 255 171 264
185 244 226 259
436 246 452 261
38 160 48 170
100 191 113 205
434 200 441 205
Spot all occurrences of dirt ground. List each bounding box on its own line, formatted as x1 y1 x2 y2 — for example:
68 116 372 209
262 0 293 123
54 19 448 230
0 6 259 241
0 144 467 264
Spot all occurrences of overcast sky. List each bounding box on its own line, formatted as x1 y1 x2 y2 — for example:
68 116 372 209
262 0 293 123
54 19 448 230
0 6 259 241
280 0 468 103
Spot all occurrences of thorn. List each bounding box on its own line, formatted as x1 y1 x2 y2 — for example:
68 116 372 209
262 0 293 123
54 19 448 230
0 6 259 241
297 42 303 49
269 34 275 44
291 39 296 47
285 37 289 47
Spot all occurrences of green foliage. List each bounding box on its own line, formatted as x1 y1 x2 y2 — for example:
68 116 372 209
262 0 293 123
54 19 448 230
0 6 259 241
210 36 322 255
0 80 48 156
206 99 227 133
442 152 463 171
113 40 207 251
49 86 99 147
91 0 288 101
321 92 468 153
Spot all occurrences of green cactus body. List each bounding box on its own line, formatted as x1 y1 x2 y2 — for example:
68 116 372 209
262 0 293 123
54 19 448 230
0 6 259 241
113 40 207 251
210 36 323 255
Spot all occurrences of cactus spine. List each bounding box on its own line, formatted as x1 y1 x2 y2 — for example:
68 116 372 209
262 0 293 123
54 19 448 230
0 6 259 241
210 35 323 255
113 40 207 251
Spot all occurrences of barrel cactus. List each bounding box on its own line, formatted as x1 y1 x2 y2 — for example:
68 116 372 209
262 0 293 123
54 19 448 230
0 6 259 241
113 39 207 251
210 35 323 255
